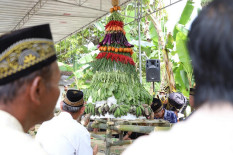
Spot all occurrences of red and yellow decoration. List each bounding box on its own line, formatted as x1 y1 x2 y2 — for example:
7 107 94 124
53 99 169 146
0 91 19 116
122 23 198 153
96 52 135 66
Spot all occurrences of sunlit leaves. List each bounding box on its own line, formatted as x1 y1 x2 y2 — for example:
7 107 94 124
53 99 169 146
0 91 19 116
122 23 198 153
173 0 194 38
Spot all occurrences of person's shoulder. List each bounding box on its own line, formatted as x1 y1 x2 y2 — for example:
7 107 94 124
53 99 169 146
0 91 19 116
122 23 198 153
0 129 48 155
165 109 177 117
122 123 188 155
122 132 167 155
75 121 89 133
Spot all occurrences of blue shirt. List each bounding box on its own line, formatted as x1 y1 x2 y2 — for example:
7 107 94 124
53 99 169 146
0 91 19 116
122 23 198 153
155 109 177 123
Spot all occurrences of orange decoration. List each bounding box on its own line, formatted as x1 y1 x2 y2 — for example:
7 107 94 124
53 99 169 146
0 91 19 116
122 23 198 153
115 48 119 52
119 27 122 31
112 47 115 51
108 46 112 51
119 48 123 52
114 6 118 11
110 8 114 13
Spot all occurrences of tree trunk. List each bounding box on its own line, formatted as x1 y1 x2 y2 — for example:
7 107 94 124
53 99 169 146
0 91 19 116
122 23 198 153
148 5 176 93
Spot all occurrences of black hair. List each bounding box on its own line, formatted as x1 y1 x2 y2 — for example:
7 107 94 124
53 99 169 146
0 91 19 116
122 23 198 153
188 0 233 107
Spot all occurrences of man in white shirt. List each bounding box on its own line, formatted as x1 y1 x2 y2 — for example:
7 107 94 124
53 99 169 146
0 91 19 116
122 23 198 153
0 24 60 154
36 89 98 155
123 0 233 154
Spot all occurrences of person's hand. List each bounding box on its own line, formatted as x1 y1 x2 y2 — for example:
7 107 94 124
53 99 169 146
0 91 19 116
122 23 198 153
93 144 98 155
149 112 154 120
123 132 132 140
81 113 91 126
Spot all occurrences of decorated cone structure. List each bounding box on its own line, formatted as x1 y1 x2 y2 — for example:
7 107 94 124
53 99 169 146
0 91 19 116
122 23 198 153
85 0 152 118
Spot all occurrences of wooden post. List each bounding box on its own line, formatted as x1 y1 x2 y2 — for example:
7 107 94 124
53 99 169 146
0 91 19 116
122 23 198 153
105 118 112 155
119 131 123 141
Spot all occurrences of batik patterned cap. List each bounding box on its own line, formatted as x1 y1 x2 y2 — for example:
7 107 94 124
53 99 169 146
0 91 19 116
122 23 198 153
0 24 56 85
64 89 84 107
168 92 186 110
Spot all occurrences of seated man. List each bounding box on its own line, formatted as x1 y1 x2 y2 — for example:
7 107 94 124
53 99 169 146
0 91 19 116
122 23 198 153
151 98 177 123
36 89 98 155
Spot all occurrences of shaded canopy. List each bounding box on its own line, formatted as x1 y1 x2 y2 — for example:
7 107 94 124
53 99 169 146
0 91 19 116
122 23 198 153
0 0 131 43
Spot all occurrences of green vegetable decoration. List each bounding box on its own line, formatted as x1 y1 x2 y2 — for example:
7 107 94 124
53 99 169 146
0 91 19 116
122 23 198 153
85 0 152 118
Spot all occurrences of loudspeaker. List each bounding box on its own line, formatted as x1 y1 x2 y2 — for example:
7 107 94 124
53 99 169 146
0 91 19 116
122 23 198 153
146 59 160 82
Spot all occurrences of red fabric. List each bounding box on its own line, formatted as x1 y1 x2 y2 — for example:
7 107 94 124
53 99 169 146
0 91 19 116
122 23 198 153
96 52 135 66
105 21 124 29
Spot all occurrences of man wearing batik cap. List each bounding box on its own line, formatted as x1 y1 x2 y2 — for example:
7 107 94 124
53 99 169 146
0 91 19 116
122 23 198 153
166 92 187 118
36 89 98 155
151 98 177 123
0 24 60 154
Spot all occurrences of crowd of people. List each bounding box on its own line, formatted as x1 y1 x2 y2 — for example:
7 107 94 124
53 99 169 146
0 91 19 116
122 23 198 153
0 0 233 154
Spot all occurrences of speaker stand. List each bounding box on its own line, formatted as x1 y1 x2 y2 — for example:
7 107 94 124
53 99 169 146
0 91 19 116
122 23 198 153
152 81 155 98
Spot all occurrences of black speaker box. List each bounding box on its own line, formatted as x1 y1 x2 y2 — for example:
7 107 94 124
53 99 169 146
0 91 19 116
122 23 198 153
146 59 160 82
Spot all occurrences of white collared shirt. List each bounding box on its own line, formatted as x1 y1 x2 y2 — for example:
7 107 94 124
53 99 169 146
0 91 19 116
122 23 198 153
0 110 48 155
36 112 93 155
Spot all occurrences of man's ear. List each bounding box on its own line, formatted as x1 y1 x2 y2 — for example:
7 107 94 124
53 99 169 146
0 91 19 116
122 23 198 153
30 76 43 105
80 105 85 113
60 101 63 110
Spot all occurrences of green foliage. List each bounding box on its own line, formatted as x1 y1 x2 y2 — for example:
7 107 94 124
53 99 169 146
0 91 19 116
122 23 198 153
173 0 194 39
107 11 124 22
85 72 152 105
58 62 73 72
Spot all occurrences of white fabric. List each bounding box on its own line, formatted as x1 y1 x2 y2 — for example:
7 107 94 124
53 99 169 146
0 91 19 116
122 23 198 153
36 112 93 155
123 103 233 155
0 110 48 155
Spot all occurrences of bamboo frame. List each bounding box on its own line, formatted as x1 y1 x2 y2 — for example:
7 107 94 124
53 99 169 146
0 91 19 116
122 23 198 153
91 118 171 155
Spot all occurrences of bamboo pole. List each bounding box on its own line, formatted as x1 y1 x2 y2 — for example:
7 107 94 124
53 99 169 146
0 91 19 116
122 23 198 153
154 126 171 132
91 133 105 141
91 123 157 134
94 118 107 123
112 119 169 124
115 125 155 133
110 140 133 146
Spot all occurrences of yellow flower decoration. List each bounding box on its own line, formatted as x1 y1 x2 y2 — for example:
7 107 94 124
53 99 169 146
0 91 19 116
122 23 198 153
24 54 36 64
